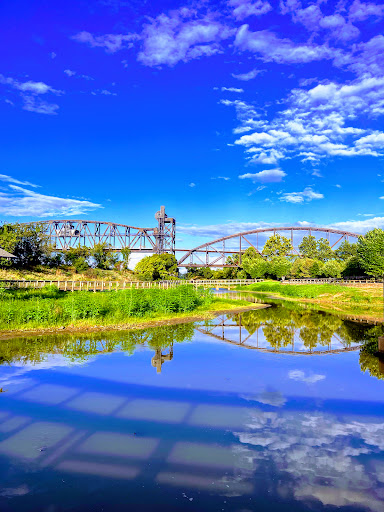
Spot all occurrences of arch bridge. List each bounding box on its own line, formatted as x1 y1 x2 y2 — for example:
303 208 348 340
40 207 360 268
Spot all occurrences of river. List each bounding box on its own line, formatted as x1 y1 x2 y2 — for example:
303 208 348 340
0 293 383 511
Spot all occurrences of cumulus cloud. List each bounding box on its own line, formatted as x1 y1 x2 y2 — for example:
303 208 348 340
0 185 102 217
280 187 324 204
226 75 384 165
137 8 234 66
329 217 384 233
229 0 272 21
64 69 94 80
221 86 244 93
0 74 62 114
232 68 263 81
239 168 286 183
349 0 384 22
178 221 277 238
234 26 334 64
72 31 138 52
288 370 325 384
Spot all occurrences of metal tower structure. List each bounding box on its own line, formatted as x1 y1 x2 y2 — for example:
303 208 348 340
154 205 176 254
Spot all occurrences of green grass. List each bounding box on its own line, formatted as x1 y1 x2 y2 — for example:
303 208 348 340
236 282 374 301
0 284 216 331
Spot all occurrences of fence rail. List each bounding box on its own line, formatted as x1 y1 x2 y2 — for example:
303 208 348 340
0 278 381 291
0 278 260 291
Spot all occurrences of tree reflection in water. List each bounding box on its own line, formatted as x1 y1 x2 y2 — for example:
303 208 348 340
1 298 384 380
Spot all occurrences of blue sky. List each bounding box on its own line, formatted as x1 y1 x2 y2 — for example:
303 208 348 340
1 0 384 250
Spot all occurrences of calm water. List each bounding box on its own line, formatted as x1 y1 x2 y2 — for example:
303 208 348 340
1 296 384 511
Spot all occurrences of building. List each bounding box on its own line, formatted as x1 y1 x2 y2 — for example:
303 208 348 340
0 247 16 260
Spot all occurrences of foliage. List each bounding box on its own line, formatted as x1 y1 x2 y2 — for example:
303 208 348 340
290 258 323 278
64 246 91 273
268 256 292 279
135 254 179 281
241 248 268 278
298 235 318 259
316 238 334 262
342 256 366 277
262 234 293 259
335 240 358 261
0 222 49 269
91 242 119 270
120 247 131 270
322 259 345 278
357 228 384 277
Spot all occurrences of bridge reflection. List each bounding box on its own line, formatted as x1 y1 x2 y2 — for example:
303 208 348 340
197 313 361 355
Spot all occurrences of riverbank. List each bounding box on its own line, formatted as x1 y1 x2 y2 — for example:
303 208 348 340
0 285 264 337
235 281 384 322
0 267 135 282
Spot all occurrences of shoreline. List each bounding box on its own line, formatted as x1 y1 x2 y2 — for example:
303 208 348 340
0 301 268 341
234 288 384 324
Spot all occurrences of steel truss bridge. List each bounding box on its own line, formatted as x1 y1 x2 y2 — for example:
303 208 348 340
41 206 361 268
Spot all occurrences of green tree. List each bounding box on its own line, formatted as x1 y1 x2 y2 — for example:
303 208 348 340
317 238 333 262
357 228 384 277
121 247 131 270
290 258 323 278
269 256 292 280
299 235 318 259
0 222 49 269
335 240 358 261
64 246 91 272
342 256 366 277
241 247 267 278
91 243 119 270
322 259 344 278
135 254 178 281
262 234 293 259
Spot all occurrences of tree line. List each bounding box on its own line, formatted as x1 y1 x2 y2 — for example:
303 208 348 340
186 229 384 280
2 222 384 280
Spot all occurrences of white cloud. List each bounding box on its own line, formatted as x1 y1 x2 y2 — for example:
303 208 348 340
349 0 384 22
178 221 276 238
0 74 62 114
72 31 138 52
0 185 102 217
229 0 272 21
64 69 94 80
280 187 324 204
22 96 59 115
234 26 334 64
50 52 57 59
232 68 263 81
288 370 326 384
221 87 244 93
329 217 384 233
211 176 230 180
239 168 286 183
189 182 196 187
226 75 384 165
137 8 234 67
0 174 39 188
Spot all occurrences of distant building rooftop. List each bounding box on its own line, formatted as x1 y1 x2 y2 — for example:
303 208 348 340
0 247 16 259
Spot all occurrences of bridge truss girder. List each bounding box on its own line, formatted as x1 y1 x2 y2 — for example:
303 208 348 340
177 226 360 268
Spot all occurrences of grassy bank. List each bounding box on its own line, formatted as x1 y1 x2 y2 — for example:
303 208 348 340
236 281 384 320
0 285 258 333
0 267 134 282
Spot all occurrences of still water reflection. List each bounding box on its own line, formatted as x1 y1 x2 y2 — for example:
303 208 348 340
1 300 384 511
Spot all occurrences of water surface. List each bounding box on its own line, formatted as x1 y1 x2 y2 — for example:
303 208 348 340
1 298 384 511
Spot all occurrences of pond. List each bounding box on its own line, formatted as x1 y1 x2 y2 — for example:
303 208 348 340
0 295 384 511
